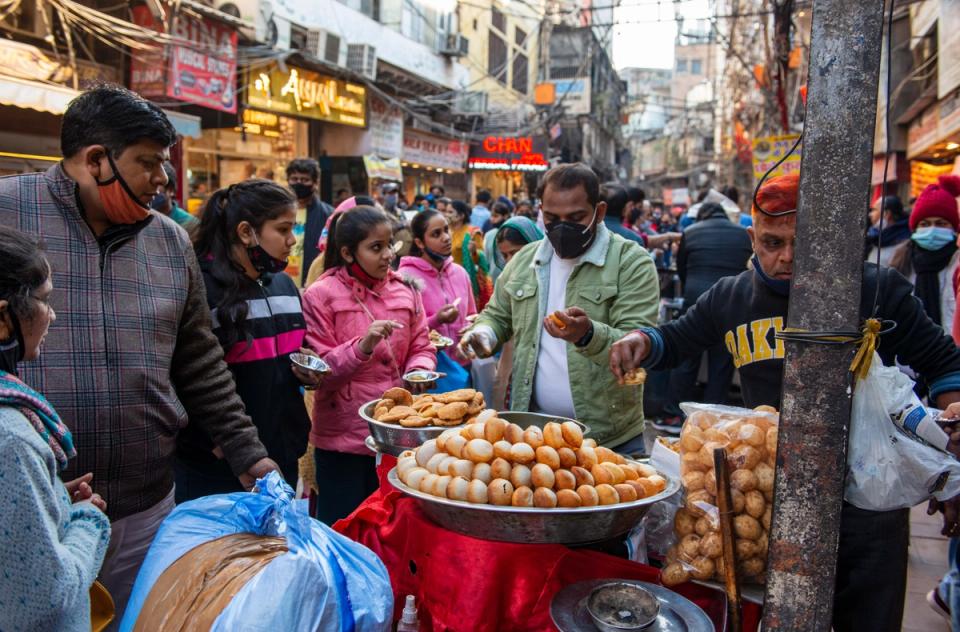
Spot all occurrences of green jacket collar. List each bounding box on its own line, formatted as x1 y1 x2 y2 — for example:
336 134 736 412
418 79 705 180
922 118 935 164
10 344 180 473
533 221 611 269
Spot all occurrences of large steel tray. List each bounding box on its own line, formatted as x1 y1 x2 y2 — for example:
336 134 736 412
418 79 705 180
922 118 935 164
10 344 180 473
386 467 680 545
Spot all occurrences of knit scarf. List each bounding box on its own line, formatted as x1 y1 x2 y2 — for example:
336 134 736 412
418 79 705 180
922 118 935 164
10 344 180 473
0 371 75 471
911 241 958 326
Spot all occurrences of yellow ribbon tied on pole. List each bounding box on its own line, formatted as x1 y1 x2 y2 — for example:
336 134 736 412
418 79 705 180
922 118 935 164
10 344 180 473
849 318 882 382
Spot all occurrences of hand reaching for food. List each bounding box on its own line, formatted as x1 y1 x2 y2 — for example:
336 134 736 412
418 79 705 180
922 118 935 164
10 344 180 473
359 320 404 355
437 304 460 324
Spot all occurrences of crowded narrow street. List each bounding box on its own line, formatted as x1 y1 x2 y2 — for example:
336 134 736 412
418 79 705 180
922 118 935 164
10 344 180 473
1 0 960 630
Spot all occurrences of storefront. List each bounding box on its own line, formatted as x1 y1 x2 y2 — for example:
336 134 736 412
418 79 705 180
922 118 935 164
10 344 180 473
467 135 548 201
0 39 200 177
401 129 468 202
906 88 960 199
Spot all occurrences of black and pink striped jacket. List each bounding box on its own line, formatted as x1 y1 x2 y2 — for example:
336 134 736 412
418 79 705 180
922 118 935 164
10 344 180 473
175 262 311 485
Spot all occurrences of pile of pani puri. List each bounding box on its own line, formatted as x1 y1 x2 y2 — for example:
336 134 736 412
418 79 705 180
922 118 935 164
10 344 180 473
661 404 779 587
396 412 668 508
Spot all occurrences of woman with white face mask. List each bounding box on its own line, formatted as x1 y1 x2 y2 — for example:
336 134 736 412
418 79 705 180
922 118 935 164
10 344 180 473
890 175 960 331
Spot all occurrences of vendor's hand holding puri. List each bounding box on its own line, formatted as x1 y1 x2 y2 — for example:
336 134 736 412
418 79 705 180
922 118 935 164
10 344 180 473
543 306 590 343
609 332 651 384
661 403 780 587
396 417 669 511
458 328 494 359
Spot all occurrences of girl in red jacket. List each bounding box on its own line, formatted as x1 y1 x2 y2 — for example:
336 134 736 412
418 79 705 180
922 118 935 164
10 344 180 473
303 205 435 524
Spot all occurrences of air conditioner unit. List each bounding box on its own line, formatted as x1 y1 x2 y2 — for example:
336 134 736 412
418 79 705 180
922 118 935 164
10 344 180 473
347 44 377 80
438 33 468 57
306 28 346 66
452 91 487 115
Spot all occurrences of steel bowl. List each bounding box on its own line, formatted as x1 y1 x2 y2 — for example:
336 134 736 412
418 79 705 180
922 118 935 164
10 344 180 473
587 582 661 631
290 352 331 374
387 467 680 545
360 400 464 456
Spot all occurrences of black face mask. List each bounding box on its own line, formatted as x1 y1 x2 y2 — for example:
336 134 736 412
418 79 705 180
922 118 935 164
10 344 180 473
545 207 598 259
424 246 450 263
290 183 314 200
246 236 289 274
0 311 24 375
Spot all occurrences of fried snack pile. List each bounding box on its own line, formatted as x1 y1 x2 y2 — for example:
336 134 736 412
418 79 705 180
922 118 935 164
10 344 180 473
661 405 779 587
396 417 668 508
374 388 486 428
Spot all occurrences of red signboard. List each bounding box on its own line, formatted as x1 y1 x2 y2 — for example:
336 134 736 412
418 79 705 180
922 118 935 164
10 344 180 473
468 135 549 172
130 5 238 113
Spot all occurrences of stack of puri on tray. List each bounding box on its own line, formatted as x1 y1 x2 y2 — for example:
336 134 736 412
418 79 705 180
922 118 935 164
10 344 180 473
396 413 668 508
374 388 486 428
661 404 779 587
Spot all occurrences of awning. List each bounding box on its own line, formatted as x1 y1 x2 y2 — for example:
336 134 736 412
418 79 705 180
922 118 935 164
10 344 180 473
0 75 202 138
363 155 403 181
0 75 77 115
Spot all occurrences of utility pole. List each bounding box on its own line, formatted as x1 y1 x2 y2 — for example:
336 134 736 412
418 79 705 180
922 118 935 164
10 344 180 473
762 0 885 630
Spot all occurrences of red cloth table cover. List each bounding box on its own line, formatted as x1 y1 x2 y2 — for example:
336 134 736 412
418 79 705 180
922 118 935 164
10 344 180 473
333 457 762 631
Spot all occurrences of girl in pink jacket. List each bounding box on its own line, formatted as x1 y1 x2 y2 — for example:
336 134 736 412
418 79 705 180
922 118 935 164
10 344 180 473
397 209 477 367
302 205 435 524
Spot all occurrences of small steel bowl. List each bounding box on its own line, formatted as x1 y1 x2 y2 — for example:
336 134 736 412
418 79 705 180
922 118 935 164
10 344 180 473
586 582 661 631
430 335 455 350
402 370 443 389
290 352 330 374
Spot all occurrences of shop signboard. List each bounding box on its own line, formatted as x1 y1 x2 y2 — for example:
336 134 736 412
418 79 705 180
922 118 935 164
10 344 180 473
550 79 591 115
241 109 282 138
368 95 403 158
363 155 403 181
402 129 467 171
752 134 802 181
246 63 366 128
468 135 549 172
130 5 238 113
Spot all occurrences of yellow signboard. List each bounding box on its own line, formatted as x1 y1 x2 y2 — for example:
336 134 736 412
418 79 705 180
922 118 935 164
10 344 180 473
752 134 802 181
246 63 366 128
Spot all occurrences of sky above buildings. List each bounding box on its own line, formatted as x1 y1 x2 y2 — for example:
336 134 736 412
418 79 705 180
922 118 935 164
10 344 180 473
612 0 710 70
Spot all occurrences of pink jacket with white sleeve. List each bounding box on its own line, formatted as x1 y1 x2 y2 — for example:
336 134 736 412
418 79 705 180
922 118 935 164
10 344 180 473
302 265 436 454
397 256 477 365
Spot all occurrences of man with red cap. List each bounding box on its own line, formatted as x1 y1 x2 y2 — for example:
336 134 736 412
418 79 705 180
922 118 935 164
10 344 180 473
609 172 960 632
889 174 960 331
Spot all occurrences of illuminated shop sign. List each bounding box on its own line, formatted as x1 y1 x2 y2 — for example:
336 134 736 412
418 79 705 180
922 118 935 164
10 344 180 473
468 135 549 172
245 63 366 127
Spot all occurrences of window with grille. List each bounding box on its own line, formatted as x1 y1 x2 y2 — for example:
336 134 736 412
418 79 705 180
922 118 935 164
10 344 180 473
489 31 508 84
492 6 506 32
513 53 528 93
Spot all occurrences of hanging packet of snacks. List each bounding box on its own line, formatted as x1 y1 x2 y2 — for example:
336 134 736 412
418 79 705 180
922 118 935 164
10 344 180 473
661 403 779 587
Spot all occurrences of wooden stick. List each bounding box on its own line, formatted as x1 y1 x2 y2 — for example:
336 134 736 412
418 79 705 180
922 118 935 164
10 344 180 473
714 447 742 632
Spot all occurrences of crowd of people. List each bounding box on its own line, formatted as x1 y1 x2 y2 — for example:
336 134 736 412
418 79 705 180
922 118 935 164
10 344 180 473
3 84 960 632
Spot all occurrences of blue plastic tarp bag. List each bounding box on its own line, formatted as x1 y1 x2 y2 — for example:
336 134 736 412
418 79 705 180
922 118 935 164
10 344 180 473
119 472 392 632
428 350 470 393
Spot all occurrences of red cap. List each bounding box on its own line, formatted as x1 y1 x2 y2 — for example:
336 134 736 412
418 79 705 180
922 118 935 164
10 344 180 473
910 175 960 232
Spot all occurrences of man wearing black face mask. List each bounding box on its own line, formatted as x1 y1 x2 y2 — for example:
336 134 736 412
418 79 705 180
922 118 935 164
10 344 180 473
286 158 333 287
460 163 661 452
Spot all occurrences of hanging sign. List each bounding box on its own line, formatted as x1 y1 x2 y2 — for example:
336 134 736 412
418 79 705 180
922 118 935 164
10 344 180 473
246 63 366 127
468 136 549 172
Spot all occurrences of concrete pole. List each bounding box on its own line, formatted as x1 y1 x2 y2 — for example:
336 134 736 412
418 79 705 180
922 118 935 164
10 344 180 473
761 0 886 630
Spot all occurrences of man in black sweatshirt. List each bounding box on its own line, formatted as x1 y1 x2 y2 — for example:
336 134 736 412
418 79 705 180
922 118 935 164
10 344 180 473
609 172 960 632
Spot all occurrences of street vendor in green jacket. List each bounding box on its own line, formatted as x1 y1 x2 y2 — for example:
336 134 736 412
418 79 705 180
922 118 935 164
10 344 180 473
459 163 659 452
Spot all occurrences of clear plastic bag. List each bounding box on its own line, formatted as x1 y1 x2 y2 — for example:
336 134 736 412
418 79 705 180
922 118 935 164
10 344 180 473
638 437 682 559
846 353 960 511
120 472 393 632
660 403 779 587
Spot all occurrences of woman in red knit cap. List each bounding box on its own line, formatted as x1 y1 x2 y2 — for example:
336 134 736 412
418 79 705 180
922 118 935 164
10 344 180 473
890 174 960 331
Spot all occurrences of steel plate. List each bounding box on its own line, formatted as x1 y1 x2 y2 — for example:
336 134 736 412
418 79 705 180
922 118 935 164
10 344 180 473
551 579 716 632
387 468 680 545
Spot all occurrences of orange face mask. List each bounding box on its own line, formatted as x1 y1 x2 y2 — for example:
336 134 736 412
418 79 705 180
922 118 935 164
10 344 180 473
96 154 151 224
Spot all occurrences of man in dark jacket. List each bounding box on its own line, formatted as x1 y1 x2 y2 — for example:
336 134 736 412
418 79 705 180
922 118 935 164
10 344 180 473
657 202 753 431
286 158 333 287
610 173 960 632
0 85 276 620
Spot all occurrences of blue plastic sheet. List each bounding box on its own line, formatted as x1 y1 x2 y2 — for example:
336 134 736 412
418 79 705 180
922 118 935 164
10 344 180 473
120 472 392 631
428 350 471 393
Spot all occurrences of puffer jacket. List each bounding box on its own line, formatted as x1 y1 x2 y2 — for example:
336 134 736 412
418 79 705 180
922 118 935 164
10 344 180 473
302 266 436 454
397 256 477 365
